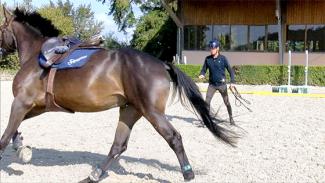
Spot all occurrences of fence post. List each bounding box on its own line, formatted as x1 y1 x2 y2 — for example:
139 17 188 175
304 50 309 86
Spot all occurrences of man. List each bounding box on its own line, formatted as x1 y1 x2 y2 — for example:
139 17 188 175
199 39 235 125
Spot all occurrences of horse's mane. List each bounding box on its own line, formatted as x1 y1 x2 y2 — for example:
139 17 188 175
13 8 60 37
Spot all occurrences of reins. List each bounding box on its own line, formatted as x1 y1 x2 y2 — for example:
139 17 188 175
229 86 252 112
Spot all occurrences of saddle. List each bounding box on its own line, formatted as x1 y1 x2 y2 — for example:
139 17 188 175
42 35 104 113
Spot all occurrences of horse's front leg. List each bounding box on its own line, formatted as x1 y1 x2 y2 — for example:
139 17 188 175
11 106 46 151
0 96 34 160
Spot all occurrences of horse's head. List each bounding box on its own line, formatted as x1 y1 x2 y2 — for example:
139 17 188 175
0 6 16 56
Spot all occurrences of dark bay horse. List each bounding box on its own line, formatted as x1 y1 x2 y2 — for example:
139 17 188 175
0 7 236 182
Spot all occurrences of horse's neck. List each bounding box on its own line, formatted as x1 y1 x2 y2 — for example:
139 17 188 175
12 22 45 66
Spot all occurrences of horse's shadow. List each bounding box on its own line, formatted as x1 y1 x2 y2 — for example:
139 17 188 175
166 114 229 126
166 115 202 125
0 146 184 183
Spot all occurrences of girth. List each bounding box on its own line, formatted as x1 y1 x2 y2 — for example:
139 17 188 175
45 67 74 113
43 42 102 113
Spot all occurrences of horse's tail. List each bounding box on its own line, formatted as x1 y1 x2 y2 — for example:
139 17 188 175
165 62 238 146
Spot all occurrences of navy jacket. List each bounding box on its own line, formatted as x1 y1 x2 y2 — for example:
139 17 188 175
200 54 235 86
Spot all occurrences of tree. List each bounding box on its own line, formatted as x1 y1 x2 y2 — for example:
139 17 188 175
103 32 127 49
72 4 104 40
55 0 103 40
56 0 73 16
38 6 74 36
18 0 34 12
131 9 176 61
99 0 177 61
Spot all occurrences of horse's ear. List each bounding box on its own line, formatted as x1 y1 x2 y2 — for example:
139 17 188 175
3 6 13 22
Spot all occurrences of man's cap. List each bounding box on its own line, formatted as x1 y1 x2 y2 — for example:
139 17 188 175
209 39 220 49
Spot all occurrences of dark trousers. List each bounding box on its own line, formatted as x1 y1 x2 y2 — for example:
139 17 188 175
205 84 233 119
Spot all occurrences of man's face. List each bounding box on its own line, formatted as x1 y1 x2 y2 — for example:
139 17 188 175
210 47 219 55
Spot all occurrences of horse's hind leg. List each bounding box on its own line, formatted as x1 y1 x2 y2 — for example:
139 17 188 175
89 104 142 182
144 110 195 181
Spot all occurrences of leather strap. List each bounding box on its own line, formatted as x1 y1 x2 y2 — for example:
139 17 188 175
45 68 74 113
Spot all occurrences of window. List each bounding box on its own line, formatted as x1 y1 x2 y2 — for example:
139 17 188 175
184 26 196 50
249 26 266 51
286 25 306 52
184 24 325 52
184 25 212 50
197 25 213 50
213 25 230 51
267 25 279 52
231 25 248 51
307 25 325 52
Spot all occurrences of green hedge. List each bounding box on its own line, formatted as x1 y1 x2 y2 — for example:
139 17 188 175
0 53 20 70
177 64 325 86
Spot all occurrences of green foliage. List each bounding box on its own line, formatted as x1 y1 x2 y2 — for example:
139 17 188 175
131 9 176 61
38 6 74 36
39 0 103 40
233 65 287 85
0 53 20 70
103 32 127 49
131 10 167 50
101 0 137 32
176 64 208 82
176 64 325 86
98 0 177 60
0 5 3 24
56 0 73 16
308 66 325 86
70 4 104 40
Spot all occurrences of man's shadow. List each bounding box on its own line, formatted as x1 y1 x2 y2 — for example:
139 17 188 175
0 145 196 183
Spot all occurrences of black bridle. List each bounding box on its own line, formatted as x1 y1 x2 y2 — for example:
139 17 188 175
0 17 16 54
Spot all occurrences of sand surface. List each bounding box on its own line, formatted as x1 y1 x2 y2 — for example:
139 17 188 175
1 81 324 182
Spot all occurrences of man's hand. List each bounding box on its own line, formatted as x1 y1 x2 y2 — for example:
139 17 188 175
198 75 205 79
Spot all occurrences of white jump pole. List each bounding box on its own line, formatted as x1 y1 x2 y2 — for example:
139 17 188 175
304 50 309 86
288 50 291 86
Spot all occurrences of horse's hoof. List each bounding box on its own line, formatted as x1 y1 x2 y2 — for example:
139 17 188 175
17 146 32 163
89 166 103 182
183 170 195 181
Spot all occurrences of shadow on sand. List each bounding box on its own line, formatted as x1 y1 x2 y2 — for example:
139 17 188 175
0 146 183 183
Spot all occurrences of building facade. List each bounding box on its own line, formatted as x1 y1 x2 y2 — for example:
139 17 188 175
163 0 325 65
